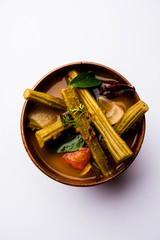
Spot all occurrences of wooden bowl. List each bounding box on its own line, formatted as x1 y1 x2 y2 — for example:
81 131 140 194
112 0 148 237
20 62 146 187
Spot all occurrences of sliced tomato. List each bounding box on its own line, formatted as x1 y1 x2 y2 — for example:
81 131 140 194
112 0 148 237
62 147 91 170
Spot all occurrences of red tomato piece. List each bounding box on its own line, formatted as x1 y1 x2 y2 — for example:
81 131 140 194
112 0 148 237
62 147 91 170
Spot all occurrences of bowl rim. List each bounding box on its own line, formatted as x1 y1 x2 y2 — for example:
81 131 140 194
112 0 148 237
20 61 146 187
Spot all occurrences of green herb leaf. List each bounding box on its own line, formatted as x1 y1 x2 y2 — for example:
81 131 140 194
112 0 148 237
62 104 86 129
67 72 102 88
57 134 84 153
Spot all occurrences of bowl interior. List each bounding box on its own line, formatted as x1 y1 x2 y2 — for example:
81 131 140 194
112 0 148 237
21 62 145 186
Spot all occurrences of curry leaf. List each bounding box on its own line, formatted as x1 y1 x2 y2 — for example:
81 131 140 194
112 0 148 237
57 133 84 153
67 72 102 88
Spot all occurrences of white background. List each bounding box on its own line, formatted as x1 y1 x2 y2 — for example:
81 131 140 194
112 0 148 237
0 0 159 239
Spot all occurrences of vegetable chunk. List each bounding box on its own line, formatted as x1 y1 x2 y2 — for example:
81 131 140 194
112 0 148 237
23 89 66 111
66 71 133 164
62 147 91 170
62 87 111 176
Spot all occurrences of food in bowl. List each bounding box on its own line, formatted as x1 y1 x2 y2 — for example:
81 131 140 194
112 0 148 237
21 63 148 186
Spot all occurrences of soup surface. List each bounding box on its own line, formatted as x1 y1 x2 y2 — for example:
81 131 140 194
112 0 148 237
27 74 141 182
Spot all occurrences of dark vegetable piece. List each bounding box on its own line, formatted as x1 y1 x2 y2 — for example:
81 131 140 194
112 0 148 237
90 161 102 182
62 147 91 170
99 82 135 99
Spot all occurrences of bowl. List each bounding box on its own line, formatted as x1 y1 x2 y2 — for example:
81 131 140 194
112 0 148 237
20 62 146 186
